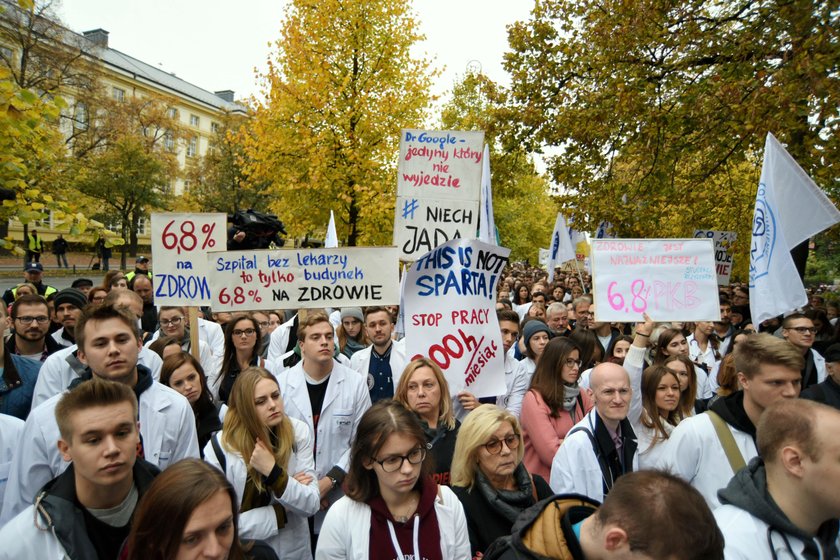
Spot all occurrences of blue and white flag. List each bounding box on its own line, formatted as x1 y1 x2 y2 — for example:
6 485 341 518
547 213 576 283
595 221 614 239
750 133 840 323
325 210 338 248
478 144 498 245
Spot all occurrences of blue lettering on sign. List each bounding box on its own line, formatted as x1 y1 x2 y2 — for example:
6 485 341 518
749 183 776 287
154 274 211 300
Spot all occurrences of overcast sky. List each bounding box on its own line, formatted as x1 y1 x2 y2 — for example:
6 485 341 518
57 0 535 111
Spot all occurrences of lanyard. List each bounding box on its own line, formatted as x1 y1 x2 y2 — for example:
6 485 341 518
387 515 420 560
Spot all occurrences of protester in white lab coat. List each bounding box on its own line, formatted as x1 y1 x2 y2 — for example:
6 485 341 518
316 400 470 560
204 367 319 559
0 304 198 525
214 314 281 404
146 306 219 387
276 312 371 535
349 306 407 402
0 413 24 508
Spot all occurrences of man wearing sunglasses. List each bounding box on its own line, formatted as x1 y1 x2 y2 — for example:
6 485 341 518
782 313 826 390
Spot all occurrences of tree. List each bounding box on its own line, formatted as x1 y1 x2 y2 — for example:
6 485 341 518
243 0 437 246
181 111 270 214
73 94 184 267
503 0 839 267
440 72 555 261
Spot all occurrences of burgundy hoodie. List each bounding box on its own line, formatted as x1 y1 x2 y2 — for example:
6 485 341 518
367 476 443 560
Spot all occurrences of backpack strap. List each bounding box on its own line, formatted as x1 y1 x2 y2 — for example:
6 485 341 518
705 410 746 473
211 432 226 475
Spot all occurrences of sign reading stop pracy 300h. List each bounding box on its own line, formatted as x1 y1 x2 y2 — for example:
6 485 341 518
394 129 484 261
591 238 721 323
206 247 400 311
151 213 228 306
403 238 510 398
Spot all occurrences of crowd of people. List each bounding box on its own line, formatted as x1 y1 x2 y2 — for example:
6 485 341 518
0 258 838 559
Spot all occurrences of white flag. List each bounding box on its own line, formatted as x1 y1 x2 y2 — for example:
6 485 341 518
546 213 576 283
325 210 338 248
478 144 497 245
749 133 840 323
395 263 407 339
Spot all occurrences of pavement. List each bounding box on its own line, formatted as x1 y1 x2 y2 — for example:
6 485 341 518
0 252 140 292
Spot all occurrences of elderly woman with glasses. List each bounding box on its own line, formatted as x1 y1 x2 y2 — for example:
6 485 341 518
451 405 553 557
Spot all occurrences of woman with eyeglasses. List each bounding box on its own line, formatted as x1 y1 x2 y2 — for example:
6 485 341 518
204 366 319 559
316 400 470 560
520 337 594 480
393 358 460 486
215 314 279 404
150 306 219 390
451 405 553 557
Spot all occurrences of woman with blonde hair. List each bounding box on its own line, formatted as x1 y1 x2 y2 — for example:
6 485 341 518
394 358 459 486
204 367 319 558
451 405 553 557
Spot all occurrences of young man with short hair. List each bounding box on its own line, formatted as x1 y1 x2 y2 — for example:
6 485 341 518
653 333 803 508
276 312 371 537
715 399 840 558
0 379 159 559
31 290 164 409
50 288 88 348
0 304 197 523
485 470 724 560
349 306 406 402
782 312 826 389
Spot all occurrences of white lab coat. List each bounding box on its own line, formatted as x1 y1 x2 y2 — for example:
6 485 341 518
549 345 644 503
454 354 530 421
650 412 757 509
0 379 199 524
277 360 371 531
144 337 218 389
315 486 471 560
149 317 225 361
0 414 24 509
0 505 67 559
267 314 297 365
203 417 320 559
31 345 163 408
348 339 408 390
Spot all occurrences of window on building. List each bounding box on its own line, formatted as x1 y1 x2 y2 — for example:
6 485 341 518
167 107 178 120
112 87 125 102
74 102 88 130
211 121 220 133
187 136 198 157
164 132 175 152
190 114 200 127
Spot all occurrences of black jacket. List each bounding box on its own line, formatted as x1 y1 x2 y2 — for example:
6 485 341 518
453 474 553 556
483 493 599 560
801 375 840 410
34 460 160 559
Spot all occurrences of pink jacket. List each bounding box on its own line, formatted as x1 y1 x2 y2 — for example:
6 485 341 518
520 388 594 480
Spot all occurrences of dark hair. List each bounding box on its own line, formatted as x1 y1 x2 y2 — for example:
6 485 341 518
653 328 686 363
663 354 697 419
125 459 246 560
715 354 740 397
782 312 809 328
10 293 47 319
87 287 108 303
147 335 182 358
530 337 582 417
344 400 432 502
496 308 520 324
605 334 633 364
363 306 394 323
160 352 214 413
569 328 601 369
640 365 680 445
75 304 140 351
596 470 724 559
219 314 263 385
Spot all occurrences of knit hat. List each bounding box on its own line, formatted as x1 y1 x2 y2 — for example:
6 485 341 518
824 343 840 364
340 307 364 322
523 320 551 347
54 288 88 310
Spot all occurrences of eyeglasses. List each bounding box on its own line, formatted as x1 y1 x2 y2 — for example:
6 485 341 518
15 315 50 324
372 447 426 473
256 321 270 329
484 434 520 455
160 317 184 327
563 358 582 368
787 327 816 334
233 328 256 337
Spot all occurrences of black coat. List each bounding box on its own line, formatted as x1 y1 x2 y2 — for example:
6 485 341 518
453 474 553 556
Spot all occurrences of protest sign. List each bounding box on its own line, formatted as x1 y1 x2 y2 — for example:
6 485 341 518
394 129 484 260
151 213 227 306
591 239 720 323
206 247 399 311
694 230 737 285
403 238 510 398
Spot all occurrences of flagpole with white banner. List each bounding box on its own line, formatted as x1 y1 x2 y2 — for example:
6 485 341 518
325 210 338 248
478 143 497 245
749 132 840 323
546 213 576 284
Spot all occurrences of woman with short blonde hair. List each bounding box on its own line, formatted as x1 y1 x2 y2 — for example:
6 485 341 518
451 405 552 557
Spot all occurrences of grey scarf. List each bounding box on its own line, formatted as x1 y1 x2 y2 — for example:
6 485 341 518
563 382 580 411
475 463 536 523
